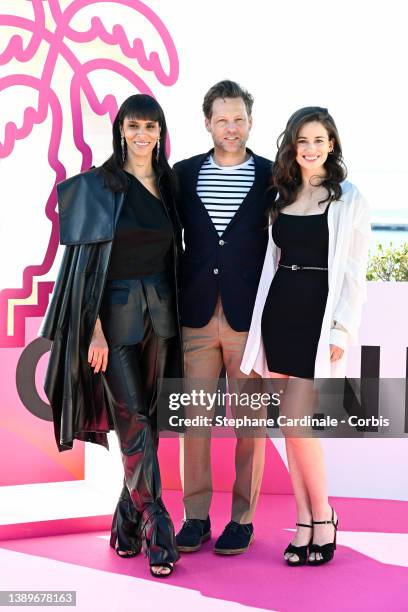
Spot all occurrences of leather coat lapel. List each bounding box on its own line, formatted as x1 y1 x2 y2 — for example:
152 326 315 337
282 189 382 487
58 168 117 245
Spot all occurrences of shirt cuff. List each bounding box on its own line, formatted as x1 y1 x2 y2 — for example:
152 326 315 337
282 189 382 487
329 327 349 350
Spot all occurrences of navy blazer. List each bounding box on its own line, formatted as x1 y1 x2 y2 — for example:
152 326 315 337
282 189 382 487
174 149 273 332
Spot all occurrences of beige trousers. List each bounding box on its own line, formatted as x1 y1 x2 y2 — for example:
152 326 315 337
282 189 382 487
180 297 265 524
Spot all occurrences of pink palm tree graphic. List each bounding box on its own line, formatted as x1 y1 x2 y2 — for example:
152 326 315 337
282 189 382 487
0 0 179 347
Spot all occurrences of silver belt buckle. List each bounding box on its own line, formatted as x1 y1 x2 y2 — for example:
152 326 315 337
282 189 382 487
291 264 299 271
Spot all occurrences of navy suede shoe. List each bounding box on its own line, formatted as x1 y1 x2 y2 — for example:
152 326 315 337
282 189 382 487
214 521 254 555
176 517 211 552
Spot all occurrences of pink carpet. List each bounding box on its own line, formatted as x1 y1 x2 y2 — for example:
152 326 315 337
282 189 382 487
1 492 407 612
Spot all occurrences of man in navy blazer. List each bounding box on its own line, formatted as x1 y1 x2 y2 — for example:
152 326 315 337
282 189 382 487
174 80 273 555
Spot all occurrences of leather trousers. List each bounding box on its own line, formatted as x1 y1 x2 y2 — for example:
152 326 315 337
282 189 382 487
100 273 179 564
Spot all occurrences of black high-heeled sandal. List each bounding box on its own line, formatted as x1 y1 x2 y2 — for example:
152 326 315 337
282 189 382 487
110 488 142 558
284 522 313 566
149 563 174 578
308 506 338 566
141 500 180 579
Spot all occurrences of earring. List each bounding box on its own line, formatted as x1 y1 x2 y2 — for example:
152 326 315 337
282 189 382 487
156 137 160 162
121 135 125 163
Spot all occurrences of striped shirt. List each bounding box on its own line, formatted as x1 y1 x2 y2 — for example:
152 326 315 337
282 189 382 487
197 155 255 236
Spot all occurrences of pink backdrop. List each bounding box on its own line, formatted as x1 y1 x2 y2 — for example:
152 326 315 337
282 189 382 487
0 2 406 538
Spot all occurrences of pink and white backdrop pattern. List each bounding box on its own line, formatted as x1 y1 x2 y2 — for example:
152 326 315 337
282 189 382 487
0 0 407 535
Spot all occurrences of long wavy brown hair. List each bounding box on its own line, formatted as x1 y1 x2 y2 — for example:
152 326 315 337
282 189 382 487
269 107 347 219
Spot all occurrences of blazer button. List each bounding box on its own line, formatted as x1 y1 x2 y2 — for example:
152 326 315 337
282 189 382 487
219 239 225 246
213 268 219 275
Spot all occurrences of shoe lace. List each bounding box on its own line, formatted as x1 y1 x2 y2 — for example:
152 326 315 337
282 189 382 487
182 519 202 531
225 521 240 533
224 521 252 535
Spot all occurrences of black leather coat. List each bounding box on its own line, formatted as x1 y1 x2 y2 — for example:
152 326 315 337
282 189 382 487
40 168 183 451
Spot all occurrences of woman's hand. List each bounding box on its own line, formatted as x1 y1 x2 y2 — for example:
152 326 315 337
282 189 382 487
329 344 344 362
88 318 109 373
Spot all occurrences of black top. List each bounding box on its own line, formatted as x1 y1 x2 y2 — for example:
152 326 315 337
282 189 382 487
107 172 173 280
273 206 330 268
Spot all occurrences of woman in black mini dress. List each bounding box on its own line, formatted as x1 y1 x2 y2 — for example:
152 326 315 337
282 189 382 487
262 108 348 566
262 204 330 379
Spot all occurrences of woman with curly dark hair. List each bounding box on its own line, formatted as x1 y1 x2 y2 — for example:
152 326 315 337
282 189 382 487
241 107 371 566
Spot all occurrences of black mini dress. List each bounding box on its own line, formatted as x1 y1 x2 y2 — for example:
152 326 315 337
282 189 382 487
261 205 330 379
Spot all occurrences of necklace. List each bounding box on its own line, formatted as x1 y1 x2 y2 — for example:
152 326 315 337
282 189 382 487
125 168 155 180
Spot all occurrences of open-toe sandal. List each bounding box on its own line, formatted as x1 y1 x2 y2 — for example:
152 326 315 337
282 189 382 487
284 522 313 566
308 507 338 566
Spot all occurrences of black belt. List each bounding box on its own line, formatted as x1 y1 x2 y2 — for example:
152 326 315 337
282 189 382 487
279 264 328 271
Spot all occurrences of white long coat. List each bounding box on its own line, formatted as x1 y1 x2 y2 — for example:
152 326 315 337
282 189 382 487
240 181 371 378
